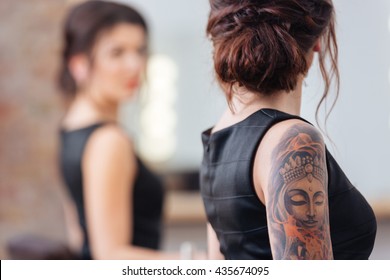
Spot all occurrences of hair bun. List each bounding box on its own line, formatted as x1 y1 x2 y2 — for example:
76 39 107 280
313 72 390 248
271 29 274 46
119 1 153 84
233 6 278 28
207 0 337 98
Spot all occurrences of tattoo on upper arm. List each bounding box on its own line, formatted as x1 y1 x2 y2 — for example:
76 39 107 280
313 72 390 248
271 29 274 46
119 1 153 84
267 124 332 260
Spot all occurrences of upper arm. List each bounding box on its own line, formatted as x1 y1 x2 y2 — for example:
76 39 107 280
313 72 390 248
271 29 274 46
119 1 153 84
82 125 137 259
207 223 224 260
254 120 333 260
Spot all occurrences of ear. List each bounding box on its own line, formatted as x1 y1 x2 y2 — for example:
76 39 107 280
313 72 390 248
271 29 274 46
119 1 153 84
313 40 321 52
68 54 90 85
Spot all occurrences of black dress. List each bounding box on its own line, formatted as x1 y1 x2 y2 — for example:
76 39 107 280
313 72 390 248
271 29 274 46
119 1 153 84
60 123 164 259
200 108 377 259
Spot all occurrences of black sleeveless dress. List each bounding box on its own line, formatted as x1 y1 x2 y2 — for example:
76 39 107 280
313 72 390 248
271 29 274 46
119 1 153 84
60 123 164 259
200 108 377 260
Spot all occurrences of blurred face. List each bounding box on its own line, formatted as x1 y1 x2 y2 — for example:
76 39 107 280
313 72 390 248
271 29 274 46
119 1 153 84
86 23 147 103
285 177 325 230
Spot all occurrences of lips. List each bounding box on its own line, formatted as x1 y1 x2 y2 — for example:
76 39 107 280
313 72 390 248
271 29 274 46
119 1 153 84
126 80 139 89
302 219 318 228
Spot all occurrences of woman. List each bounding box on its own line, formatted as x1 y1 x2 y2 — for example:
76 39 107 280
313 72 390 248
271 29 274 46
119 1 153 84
200 0 377 260
58 0 177 260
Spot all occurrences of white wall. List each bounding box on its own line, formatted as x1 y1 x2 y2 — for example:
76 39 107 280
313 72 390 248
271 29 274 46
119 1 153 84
302 0 390 200
120 0 390 201
120 0 223 171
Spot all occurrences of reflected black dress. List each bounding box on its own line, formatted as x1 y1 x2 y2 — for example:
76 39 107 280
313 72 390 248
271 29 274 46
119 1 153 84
200 108 377 259
60 123 164 259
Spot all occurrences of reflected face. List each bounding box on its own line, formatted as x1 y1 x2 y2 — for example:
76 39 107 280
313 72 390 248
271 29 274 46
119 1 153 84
285 177 325 230
87 23 147 103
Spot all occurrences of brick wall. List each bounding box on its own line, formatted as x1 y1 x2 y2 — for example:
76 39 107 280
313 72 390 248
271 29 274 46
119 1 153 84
0 0 81 259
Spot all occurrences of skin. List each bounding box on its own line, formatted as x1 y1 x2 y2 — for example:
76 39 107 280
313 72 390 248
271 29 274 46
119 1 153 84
62 23 182 260
286 177 325 231
255 121 332 259
207 223 225 260
64 23 147 129
85 23 147 103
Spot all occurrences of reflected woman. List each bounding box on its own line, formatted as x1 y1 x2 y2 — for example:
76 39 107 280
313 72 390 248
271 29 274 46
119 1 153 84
57 0 178 260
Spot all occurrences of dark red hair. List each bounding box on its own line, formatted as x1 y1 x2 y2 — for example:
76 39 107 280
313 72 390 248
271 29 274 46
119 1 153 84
207 0 339 120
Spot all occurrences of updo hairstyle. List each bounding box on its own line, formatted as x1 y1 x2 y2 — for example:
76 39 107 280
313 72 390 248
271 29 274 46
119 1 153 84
207 0 339 115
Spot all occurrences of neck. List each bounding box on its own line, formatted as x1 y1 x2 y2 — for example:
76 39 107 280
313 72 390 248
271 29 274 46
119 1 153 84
213 79 303 133
62 91 119 129
231 78 303 117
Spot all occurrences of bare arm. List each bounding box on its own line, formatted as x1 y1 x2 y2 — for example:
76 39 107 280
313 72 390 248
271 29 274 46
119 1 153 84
82 125 179 260
254 120 333 260
207 223 224 259
61 193 83 253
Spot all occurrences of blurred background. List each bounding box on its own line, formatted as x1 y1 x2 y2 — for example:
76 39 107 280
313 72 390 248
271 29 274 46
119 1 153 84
0 0 389 259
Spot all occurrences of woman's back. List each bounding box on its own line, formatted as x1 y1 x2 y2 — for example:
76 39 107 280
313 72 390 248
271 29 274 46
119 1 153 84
200 108 376 259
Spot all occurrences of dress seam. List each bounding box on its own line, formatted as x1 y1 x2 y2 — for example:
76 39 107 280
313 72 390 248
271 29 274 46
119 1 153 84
214 226 267 235
203 159 250 166
202 194 256 200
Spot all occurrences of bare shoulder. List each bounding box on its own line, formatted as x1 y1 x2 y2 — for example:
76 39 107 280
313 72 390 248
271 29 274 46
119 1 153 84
259 118 327 187
88 125 133 150
262 119 324 150
259 118 328 193
83 124 136 165
255 119 325 189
